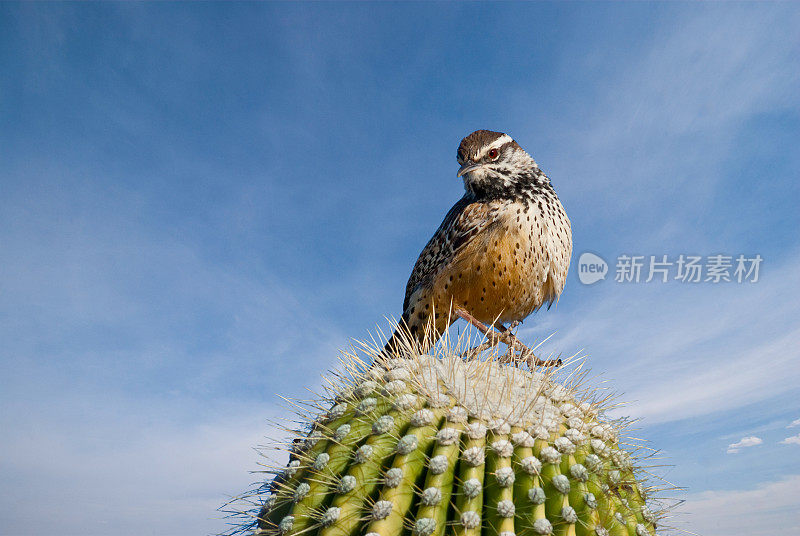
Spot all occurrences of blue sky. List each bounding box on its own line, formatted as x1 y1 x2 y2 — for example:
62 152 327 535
1 3 799 535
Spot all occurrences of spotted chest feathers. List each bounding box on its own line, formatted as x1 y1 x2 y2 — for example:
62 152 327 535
404 192 572 332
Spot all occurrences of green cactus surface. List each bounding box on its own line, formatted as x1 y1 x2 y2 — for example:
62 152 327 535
229 338 665 536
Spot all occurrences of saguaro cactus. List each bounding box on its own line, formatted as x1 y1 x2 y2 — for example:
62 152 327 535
227 338 665 536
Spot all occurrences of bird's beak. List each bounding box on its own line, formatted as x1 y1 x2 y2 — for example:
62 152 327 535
457 162 482 178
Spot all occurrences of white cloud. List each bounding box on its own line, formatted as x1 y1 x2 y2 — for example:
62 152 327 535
726 435 763 454
0 394 285 536
780 433 800 446
681 475 800 536
788 418 800 428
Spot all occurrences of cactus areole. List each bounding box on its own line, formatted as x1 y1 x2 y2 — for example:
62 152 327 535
241 345 663 536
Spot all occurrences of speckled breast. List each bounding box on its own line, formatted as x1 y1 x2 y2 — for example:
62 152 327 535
432 200 564 325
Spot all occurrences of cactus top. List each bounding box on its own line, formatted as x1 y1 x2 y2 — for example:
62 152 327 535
375 354 586 428
240 348 664 536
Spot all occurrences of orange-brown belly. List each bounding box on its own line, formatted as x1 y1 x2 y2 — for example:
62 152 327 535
429 221 550 326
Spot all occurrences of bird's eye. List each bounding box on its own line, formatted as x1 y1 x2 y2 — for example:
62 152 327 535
488 148 499 160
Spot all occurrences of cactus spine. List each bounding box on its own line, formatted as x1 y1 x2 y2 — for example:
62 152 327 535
227 337 666 536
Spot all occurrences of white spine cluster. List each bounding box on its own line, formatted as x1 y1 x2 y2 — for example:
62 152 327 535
384 368 411 382
427 392 451 408
528 487 546 504
491 439 514 457
353 444 373 464
511 430 536 447
435 427 460 445
312 453 329 471
393 393 418 410
539 446 561 464
495 466 516 487
320 506 340 526
293 482 310 503
584 453 602 471
488 419 512 434
278 515 294 534
396 434 419 454
552 474 571 494
333 424 350 442
355 381 378 397
612 449 633 470
372 415 394 435
497 499 515 518
462 446 485 466
591 439 611 457
465 422 488 439
326 403 347 421
609 470 621 486
304 431 323 449
356 397 377 416
460 511 481 529
447 406 468 423
262 494 276 512
420 486 442 506
337 475 356 494
570 463 588 482
384 467 403 488
532 518 553 535
564 428 585 444
561 506 578 524
429 454 448 475
530 424 550 440
520 455 542 475
371 500 393 520
285 460 301 477
463 478 482 499
410 408 434 427
382 379 407 395
414 517 436 536
554 436 576 454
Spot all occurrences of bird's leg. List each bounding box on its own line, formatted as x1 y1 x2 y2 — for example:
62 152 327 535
453 306 556 367
453 306 560 368
460 341 494 360
453 305 505 346
493 321 536 365
497 324 562 367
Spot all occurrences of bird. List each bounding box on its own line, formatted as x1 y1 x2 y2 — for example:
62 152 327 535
383 129 572 363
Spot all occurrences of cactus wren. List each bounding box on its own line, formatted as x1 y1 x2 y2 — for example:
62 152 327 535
385 130 572 362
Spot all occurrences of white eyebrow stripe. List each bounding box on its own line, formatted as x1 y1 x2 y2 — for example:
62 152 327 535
476 134 513 158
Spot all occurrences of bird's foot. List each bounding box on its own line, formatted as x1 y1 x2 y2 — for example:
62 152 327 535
497 346 562 368
460 341 494 360
453 306 559 368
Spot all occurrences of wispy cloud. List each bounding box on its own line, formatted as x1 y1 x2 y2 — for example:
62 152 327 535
727 435 763 454
0 396 281 536
682 475 800 536
788 418 800 428
780 433 800 446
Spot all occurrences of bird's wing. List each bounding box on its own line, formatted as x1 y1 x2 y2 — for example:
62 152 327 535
403 195 492 312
